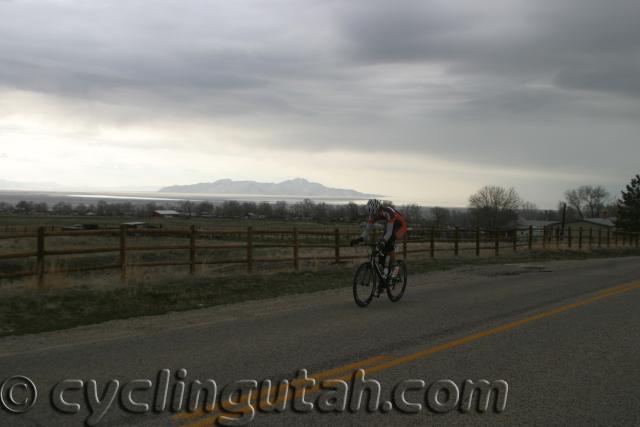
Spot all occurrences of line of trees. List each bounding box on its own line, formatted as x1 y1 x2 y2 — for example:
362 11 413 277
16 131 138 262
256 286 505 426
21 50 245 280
0 197 533 228
0 199 367 222
464 173 639 231
2 173 638 230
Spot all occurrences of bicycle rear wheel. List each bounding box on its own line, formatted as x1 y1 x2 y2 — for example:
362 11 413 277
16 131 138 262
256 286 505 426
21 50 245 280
386 260 407 302
353 262 376 307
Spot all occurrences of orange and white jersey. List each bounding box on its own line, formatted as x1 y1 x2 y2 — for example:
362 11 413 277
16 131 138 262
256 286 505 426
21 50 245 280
361 206 408 241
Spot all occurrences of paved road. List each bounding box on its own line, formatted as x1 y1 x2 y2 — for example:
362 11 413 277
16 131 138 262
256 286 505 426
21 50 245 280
1 257 639 426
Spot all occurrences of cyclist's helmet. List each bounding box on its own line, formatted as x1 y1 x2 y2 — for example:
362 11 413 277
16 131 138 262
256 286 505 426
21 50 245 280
367 199 381 217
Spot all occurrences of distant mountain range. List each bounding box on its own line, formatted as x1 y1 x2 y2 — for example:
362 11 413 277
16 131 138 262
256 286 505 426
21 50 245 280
159 178 379 199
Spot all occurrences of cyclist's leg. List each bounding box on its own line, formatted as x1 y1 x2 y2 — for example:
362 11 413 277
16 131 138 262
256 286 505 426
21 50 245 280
383 234 397 271
389 224 406 278
386 221 402 263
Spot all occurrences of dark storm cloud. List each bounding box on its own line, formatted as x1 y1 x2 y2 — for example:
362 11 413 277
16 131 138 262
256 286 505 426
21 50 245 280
555 61 640 98
0 1 329 112
337 0 640 95
2 0 638 112
0 0 639 180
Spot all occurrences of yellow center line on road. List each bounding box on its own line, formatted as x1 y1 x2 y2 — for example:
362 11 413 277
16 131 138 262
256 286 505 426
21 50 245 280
361 279 640 376
173 354 392 421
176 279 640 427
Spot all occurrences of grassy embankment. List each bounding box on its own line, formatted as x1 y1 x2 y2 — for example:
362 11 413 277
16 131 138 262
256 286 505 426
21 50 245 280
1 243 639 337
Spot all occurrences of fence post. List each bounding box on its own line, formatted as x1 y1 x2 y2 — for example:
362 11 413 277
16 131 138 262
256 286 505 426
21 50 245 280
598 228 602 248
622 232 626 247
614 231 618 247
528 226 533 251
247 226 253 273
568 227 572 248
513 228 518 252
494 230 499 256
36 226 45 288
542 227 546 249
293 228 299 271
607 229 611 248
430 226 435 258
555 226 560 248
119 225 127 282
189 225 196 274
454 227 459 256
476 227 481 256
636 233 639 248
578 227 583 249
334 228 340 264
402 233 408 260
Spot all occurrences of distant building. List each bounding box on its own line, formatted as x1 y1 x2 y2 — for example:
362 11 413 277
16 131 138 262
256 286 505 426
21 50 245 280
514 219 560 238
243 213 266 220
61 224 100 231
122 221 159 229
566 218 616 231
152 210 181 218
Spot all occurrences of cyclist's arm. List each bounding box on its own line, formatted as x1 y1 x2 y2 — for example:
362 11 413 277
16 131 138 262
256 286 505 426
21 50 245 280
382 221 394 241
360 218 374 239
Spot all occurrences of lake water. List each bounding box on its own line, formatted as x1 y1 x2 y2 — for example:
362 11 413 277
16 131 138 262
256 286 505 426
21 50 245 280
0 190 434 207
66 192 368 204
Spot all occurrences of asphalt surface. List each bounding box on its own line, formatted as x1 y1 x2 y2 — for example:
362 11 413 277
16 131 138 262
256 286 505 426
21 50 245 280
1 256 639 426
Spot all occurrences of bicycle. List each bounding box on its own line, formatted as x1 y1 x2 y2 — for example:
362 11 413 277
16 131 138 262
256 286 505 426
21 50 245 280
352 244 407 307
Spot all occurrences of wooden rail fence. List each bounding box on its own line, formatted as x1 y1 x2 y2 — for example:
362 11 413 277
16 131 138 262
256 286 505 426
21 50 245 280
0 225 638 286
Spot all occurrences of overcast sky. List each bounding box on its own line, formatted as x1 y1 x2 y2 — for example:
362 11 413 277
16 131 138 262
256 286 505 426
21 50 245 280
1 0 639 207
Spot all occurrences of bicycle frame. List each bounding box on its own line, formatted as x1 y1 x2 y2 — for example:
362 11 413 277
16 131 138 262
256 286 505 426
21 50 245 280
353 243 407 306
367 246 389 287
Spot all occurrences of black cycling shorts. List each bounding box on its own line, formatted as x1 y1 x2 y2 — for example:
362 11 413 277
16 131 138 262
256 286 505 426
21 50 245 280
383 236 396 254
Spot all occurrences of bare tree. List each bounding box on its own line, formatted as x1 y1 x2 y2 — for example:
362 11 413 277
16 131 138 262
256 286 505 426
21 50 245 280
431 206 450 227
195 201 214 216
401 204 422 224
564 185 610 218
583 185 609 217
469 186 521 228
179 200 193 217
52 202 73 215
564 188 583 218
273 201 288 219
221 200 242 218
256 202 273 217
346 202 360 221
519 201 539 220
300 199 315 218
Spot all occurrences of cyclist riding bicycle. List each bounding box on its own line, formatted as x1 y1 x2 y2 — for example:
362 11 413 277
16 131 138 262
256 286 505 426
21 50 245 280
351 199 408 279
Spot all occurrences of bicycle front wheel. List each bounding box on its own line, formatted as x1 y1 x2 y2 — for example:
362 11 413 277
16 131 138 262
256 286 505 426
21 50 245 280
353 262 376 307
386 261 407 302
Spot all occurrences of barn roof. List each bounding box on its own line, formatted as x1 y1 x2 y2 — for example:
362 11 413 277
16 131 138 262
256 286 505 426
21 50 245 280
154 210 181 215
